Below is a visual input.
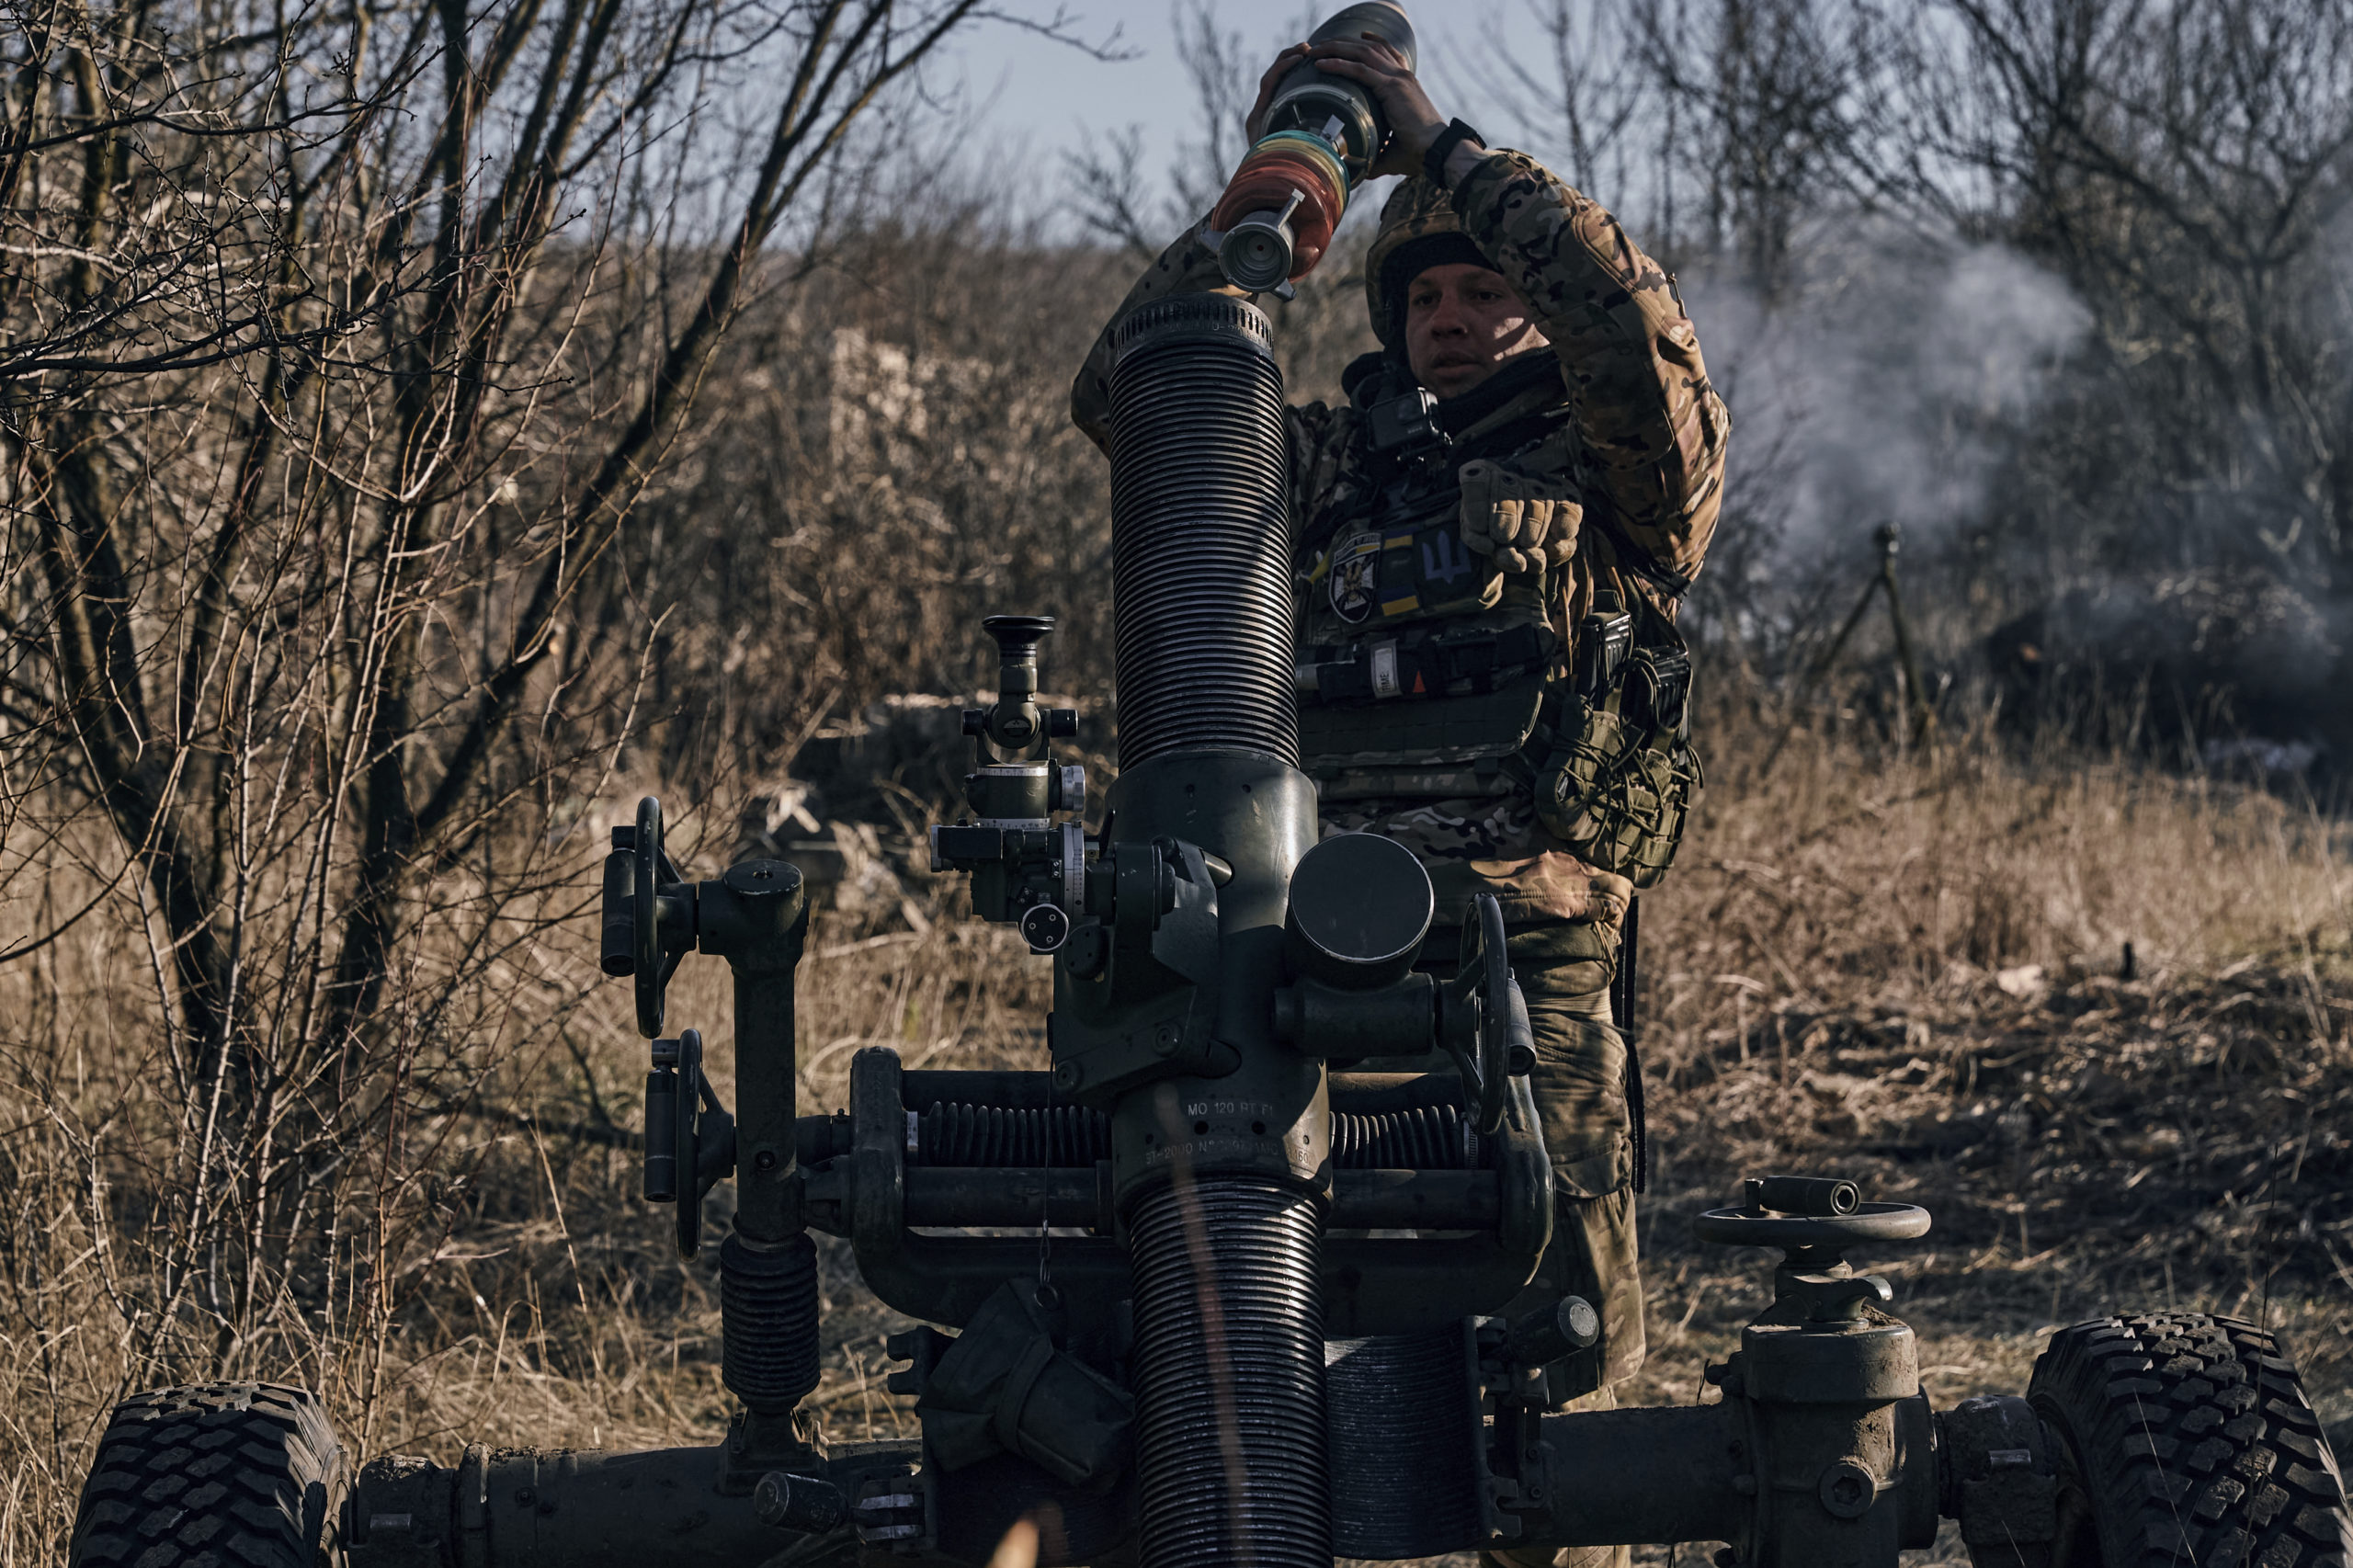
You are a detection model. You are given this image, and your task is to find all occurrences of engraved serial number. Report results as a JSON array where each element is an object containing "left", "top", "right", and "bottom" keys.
[{"left": 1143, "top": 1136, "right": 1267, "bottom": 1168}]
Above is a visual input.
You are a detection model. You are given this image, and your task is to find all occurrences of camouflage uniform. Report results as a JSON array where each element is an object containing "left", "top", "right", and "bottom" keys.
[{"left": 1074, "top": 150, "right": 1728, "bottom": 1568}]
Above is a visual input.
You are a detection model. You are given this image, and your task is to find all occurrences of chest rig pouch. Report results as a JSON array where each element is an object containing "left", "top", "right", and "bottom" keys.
[
  {"left": 1295, "top": 389, "right": 1562, "bottom": 801},
  {"left": 1533, "top": 588, "right": 1703, "bottom": 888}
]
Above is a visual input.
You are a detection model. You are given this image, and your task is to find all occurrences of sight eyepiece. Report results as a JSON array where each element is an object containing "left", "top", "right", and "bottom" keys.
[{"left": 982, "top": 613, "right": 1053, "bottom": 699}]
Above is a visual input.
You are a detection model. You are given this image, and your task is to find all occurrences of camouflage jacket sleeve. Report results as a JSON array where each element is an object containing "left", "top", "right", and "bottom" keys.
[
  {"left": 1070, "top": 222, "right": 1232, "bottom": 452},
  {"left": 1069, "top": 222, "right": 1348, "bottom": 541},
  {"left": 1450, "top": 151, "right": 1729, "bottom": 591}
]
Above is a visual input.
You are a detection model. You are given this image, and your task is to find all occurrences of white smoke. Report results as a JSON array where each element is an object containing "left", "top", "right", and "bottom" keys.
[{"left": 1681, "top": 230, "right": 2092, "bottom": 559}]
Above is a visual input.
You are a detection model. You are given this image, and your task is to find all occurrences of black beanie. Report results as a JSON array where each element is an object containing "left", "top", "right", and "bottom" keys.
[{"left": 1379, "top": 232, "right": 1497, "bottom": 345}]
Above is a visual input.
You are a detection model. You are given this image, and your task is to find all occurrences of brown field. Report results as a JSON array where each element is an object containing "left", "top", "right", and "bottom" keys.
[{"left": 5, "top": 700, "right": 2347, "bottom": 1564}]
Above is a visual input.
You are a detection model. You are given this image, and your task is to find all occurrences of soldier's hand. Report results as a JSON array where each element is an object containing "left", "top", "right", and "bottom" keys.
[
  {"left": 1305, "top": 37, "right": 1446, "bottom": 177},
  {"left": 1244, "top": 37, "right": 1446, "bottom": 178},
  {"left": 1245, "top": 44, "right": 1313, "bottom": 143},
  {"left": 1459, "top": 460, "right": 1581, "bottom": 577}
]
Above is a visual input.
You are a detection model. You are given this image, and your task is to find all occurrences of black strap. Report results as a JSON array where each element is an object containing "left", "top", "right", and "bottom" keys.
[
  {"left": 1612, "top": 896, "right": 1647, "bottom": 1195},
  {"left": 1625, "top": 1032, "right": 1648, "bottom": 1197},
  {"left": 1424, "top": 118, "right": 1486, "bottom": 186},
  {"left": 1303, "top": 623, "right": 1550, "bottom": 706},
  {"left": 1585, "top": 497, "right": 1696, "bottom": 599}
]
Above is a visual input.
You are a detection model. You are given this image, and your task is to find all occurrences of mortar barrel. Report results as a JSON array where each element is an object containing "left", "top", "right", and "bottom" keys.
[
  {"left": 1104, "top": 294, "right": 1329, "bottom": 1566},
  {"left": 1106, "top": 294, "right": 1297, "bottom": 768},
  {"left": 1127, "top": 1176, "right": 1330, "bottom": 1567}
]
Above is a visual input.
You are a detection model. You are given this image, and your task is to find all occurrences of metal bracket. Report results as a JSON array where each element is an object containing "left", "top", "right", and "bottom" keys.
[{"left": 1939, "top": 1394, "right": 2061, "bottom": 1567}]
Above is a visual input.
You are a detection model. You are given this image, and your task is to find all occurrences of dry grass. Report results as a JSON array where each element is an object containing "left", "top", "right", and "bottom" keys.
[{"left": 5, "top": 711, "right": 2349, "bottom": 1562}]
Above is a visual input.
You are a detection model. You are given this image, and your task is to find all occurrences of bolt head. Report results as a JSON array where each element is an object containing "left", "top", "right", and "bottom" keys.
[
  {"left": 1815, "top": 1458, "right": 1878, "bottom": 1519},
  {"left": 723, "top": 858, "right": 801, "bottom": 899},
  {"left": 1563, "top": 1296, "right": 1600, "bottom": 1344}
]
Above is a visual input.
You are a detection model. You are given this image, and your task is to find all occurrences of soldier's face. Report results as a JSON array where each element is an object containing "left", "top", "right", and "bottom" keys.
[{"left": 1404, "top": 264, "right": 1551, "bottom": 400}]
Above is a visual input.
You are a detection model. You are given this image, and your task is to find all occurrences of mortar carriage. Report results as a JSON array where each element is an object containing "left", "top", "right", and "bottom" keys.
[{"left": 67, "top": 295, "right": 2349, "bottom": 1568}]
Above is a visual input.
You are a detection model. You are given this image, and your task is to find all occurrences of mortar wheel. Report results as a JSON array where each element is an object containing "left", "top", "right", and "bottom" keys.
[
  {"left": 2027, "top": 1312, "right": 2352, "bottom": 1567},
  {"left": 69, "top": 1382, "right": 343, "bottom": 1567}
]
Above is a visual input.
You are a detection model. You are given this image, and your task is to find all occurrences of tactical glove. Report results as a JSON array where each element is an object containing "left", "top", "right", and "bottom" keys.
[{"left": 1458, "top": 460, "right": 1582, "bottom": 577}]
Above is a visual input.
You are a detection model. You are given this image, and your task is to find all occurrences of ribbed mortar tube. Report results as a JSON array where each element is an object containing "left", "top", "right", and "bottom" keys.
[
  {"left": 1107, "top": 295, "right": 1297, "bottom": 768},
  {"left": 720, "top": 1232, "right": 821, "bottom": 1413},
  {"left": 1325, "top": 1328, "right": 1480, "bottom": 1556},
  {"left": 1127, "top": 1176, "right": 1328, "bottom": 1567}
]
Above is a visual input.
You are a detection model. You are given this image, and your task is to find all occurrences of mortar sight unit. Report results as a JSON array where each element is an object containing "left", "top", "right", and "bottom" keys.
[{"left": 70, "top": 308, "right": 2352, "bottom": 1568}]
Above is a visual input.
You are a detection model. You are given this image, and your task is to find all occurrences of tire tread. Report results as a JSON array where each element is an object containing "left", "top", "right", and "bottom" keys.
[
  {"left": 68, "top": 1383, "right": 341, "bottom": 1568},
  {"left": 2029, "top": 1312, "right": 2352, "bottom": 1568}
]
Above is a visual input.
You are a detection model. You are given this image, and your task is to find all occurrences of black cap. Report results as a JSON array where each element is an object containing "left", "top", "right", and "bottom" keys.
[{"left": 1378, "top": 232, "right": 1497, "bottom": 347}]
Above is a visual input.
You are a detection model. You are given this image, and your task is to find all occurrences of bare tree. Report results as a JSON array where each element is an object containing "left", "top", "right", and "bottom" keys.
[
  {"left": 0, "top": 0, "right": 1002, "bottom": 1388},
  {"left": 1627, "top": 0, "right": 1879, "bottom": 300},
  {"left": 1063, "top": 0, "right": 1253, "bottom": 255},
  {"left": 1875, "top": 0, "right": 2353, "bottom": 576},
  {"left": 1468, "top": 0, "right": 1654, "bottom": 199}
]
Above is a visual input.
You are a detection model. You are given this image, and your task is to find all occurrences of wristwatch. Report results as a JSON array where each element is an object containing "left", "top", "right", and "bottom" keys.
[{"left": 1424, "top": 118, "right": 1485, "bottom": 186}]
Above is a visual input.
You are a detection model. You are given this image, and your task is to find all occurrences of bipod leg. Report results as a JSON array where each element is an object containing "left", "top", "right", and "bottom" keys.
[
  {"left": 1874, "top": 522, "right": 1937, "bottom": 753},
  {"left": 1759, "top": 560, "right": 1884, "bottom": 779}
]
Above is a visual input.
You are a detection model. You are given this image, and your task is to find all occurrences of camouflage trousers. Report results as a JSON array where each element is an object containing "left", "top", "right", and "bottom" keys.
[{"left": 1436, "top": 920, "right": 1644, "bottom": 1568}]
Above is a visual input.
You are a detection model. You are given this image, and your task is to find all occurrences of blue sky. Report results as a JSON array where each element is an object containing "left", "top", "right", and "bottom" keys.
[{"left": 929, "top": 1, "right": 1545, "bottom": 222}]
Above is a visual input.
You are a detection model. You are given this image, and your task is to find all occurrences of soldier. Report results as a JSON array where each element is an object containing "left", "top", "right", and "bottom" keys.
[{"left": 1073, "top": 35, "right": 1728, "bottom": 1568}]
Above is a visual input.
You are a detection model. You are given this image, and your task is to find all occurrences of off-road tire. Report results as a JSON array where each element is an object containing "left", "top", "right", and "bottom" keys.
[
  {"left": 2028, "top": 1312, "right": 2351, "bottom": 1567},
  {"left": 69, "top": 1382, "right": 343, "bottom": 1568}
]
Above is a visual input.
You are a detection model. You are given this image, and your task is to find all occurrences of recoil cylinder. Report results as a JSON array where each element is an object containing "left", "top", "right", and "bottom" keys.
[
  {"left": 1325, "top": 1326, "right": 1480, "bottom": 1557},
  {"left": 720, "top": 1233, "right": 821, "bottom": 1414},
  {"left": 908, "top": 1102, "right": 1111, "bottom": 1167},
  {"left": 1329, "top": 1105, "right": 1481, "bottom": 1170}
]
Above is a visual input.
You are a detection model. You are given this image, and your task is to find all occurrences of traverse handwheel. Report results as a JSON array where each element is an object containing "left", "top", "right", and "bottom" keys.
[
  {"left": 1449, "top": 893, "right": 1516, "bottom": 1136},
  {"left": 1691, "top": 1203, "right": 1932, "bottom": 1252}
]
